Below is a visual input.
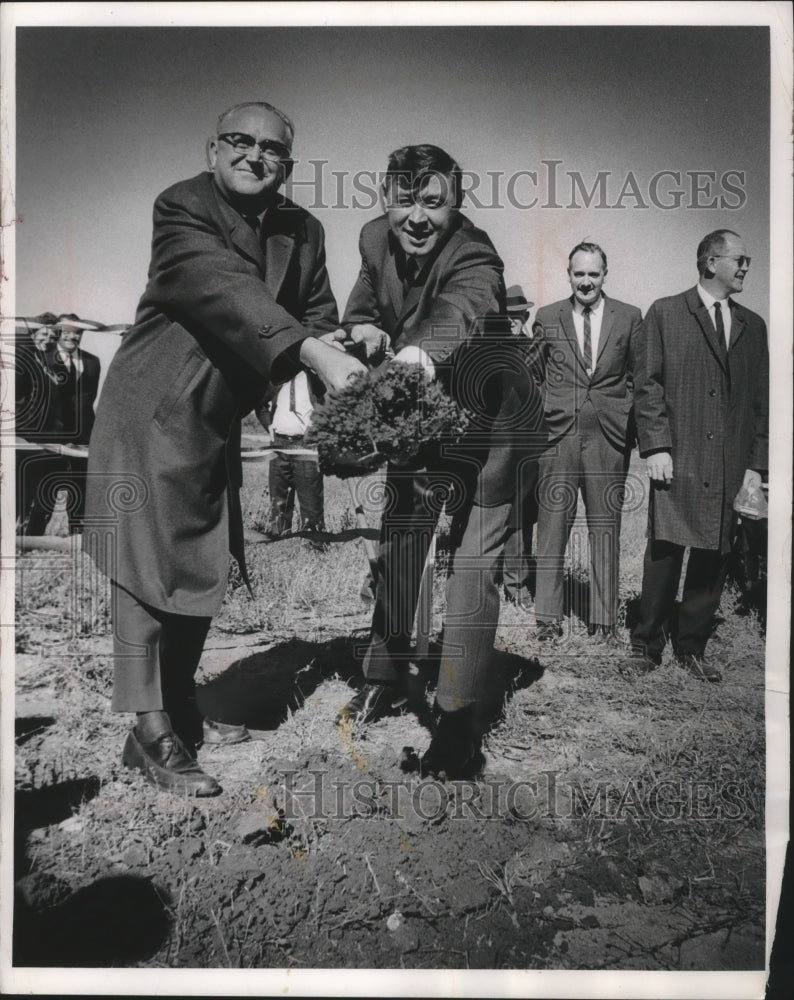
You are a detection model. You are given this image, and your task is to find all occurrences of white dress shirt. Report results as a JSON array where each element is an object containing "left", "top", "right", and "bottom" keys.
[
  {"left": 571, "top": 295, "right": 605, "bottom": 373},
  {"left": 697, "top": 284, "right": 732, "bottom": 348},
  {"left": 57, "top": 350, "right": 84, "bottom": 377}
]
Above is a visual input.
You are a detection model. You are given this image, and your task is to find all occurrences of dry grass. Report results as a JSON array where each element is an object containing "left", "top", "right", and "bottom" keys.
[{"left": 12, "top": 449, "right": 767, "bottom": 970}]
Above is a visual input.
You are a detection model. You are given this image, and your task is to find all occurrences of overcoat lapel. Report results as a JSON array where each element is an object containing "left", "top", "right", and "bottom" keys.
[
  {"left": 685, "top": 286, "right": 728, "bottom": 373},
  {"left": 728, "top": 301, "right": 746, "bottom": 351},
  {"left": 263, "top": 233, "right": 294, "bottom": 299}
]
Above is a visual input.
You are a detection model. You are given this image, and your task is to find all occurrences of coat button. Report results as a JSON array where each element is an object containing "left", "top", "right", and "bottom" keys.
[
  {"left": 709, "top": 389, "right": 716, "bottom": 397},
  {"left": 704, "top": 481, "right": 710, "bottom": 488},
  {"left": 706, "top": 432, "right": 714, "bottom": 439}
]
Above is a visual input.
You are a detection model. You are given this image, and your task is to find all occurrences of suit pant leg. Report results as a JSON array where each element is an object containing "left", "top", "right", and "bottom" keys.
[
  {"left": 674, "top": 547, "right": 730, "bottom": 658},
  {"left": 363, "top": 464, "right": 440, "bottom": 684},
  {"left": 64, "top": 455, "right": 88, "bottom": 534},
  {"left": 111, "top": 582, "right": 211, "bottom": 719},
  {"left": 535, "top": 438, "right": 581, "bottom": 624},
  {"left": 579, "top": 418, "right": 628, "bottom": 627},
  {"left": 18, "top": 451, "right": 64, "bottom": 536},
  {"left": 502, "top": 459, "right": 539, "bottom": 600},
  {"left": 631, "top": 540, "right": 685, "bottom": 662},
  {"left": 436, "top": 498, "right": 514, "bottom": 714},
  {"left": 268, "top": 451, "right": 295, "bottom": 535},
  {"left": 293, "top": 457, "right": 325, "bottom": 530}
]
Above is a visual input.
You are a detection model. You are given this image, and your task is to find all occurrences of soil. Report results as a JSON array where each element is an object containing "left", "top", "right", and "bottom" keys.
[{"left": 12, "top": 467, "right": 768, "bottom": 975}]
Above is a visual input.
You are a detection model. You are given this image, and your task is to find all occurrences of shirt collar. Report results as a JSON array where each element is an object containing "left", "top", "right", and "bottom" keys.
[
  {"left": 697, "top": 283, "right": 730, "bottom": 310},
  {"left": 571, "top": 294, "right": 605, "bottom": 317}
]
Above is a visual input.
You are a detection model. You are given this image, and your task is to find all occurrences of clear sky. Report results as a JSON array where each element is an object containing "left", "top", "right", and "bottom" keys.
[{"left": 13, "top": 22, "right": 770, "bottom": 342}]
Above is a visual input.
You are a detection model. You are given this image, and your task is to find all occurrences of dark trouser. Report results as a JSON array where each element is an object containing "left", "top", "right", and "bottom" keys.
[
  {"left": 17, "top": 449, "right": 88, "bottom": 535},
  {"left": 630, "top": 540, "right": 730, "bottom": 662},
  {"left": 268, "top": 439, "right": 324, "bottom": 534},
  {"left": 111, "top": 582, "right": 211, "bottom": 739},
  {"left": 363, "top": 460, "right": 513, "bottom": 714},
  {"left": 501, "top": 460, "right": 539, "bottom": 601},
  {"left": 535, "top": 404, "right": 629, "bottom": 627}
]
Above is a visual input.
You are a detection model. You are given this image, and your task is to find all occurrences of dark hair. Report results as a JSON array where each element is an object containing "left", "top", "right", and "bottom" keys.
[
  {"left": 696, "top": 229, "right": 741, "bottom": 275},
  {"left": 568, "top": 242, "right": 607, "bottom": 270},
  {"left": 383, "top": 144, "right": 463, "bottom": 208},
  {"left": 216, "top": 101, "right": 295, "bottom": 148}
]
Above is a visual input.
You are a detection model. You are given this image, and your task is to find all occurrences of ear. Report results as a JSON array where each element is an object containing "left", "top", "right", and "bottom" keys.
[
  {"left": 281, "top": 158, "right": 294, "bottom": 183},
  {"left": 206, "top": 137, "right": 218, "bottom": 170}
]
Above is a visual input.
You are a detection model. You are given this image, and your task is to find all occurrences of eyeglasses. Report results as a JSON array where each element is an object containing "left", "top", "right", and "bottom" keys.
[
  {"left": 218, "top": 133, "right": 292, "bottom": 163},
  {"left": 712, "top": 255, "right": 751, "bottom": 269}
]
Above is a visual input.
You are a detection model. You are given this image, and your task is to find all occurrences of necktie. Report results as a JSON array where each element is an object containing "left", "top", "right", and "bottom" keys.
[
  {"left": 582, "top": 306, "right": 592, "bottom": 374},
  {"left": 714, "top": 301, "right": 727, "bottom": 349},
  {"left": 403, "top": 256, "right": 418, "bottom": 292}
]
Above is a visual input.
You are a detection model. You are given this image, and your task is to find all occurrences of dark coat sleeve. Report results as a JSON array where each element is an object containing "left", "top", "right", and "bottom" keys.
[
  {"left": 748, "top": 318, "right": 769, "bottom": 472},
  {"left": 140, "top": 184, "right": 314, "bottom": 381},
  {"left": 634, "top": 301, "right": 673, "bottom": 457},
  {"left": 408, "top": 242, "right": 505, "bottom": 364}
]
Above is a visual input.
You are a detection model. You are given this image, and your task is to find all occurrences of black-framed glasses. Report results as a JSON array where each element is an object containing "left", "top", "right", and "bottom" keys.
[
  {"left": 218, "top": 133, "right": 292, "bottom": 163},
  {"left": 712, "top": 254, "right": 751, "bottom": 269}
]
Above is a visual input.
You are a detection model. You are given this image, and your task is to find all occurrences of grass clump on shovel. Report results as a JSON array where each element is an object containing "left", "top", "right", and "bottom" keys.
[{"left": 307, "top": 362, "right": 469, "bottom": 477}]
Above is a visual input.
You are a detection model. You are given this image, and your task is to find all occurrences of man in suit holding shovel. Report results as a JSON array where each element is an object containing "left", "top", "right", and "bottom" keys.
[
  {"left": 335, "top": 143, "right": 540, "bottom": 779},
  {"left": 86, "top": 101, "right": 365, "bottom": 795}
]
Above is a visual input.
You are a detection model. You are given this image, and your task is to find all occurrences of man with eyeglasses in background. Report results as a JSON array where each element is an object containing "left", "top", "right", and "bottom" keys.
[
  {"left": 624, "top": 229, "right": 768, "bottom": 681},
  {"left": 86, "top": 101, "right": 364, "bottom": 796}
]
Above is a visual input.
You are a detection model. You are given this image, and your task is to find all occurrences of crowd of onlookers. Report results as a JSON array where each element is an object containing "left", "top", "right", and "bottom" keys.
[{"left": 15, "top": 312, "right": 102, "bottom": 536}]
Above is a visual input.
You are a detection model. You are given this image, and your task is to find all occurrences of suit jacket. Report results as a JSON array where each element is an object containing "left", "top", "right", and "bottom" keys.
[
  {"left": 47, "top": 349, "right": 101, "bottom": 445},
  {"left": 86, "top": 172, "right": 338, "bottom": 615},
  {"left": 15, "top": 341, "right": 57, "bottom": 440},
  {"left": 343, "top": 215, "right": 544, "bottom": 505},
  {"left": 529, "top": 294, "right": 641, "bottom": 451},
  {"left": 634, "top": 286, "right": 769, "bottom": 553}
]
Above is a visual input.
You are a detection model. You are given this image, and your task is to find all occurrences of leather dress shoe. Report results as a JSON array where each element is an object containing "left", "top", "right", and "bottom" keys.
[
  {"left": 202, "top": 718, "right": 252, "bottom": 746},
  {"left": 676, "top": 653, "right": 722, "bottom": 683},
  {"left": 416, "top": 707, "right": 485, "bottom": 781},
  {"left": 336, "top": 682, "right": 408, "bottom": 726},
  {"left": 122, "top": 728, "right": 221, "bottom": 796},
  {"left": 618, "top": 647, "right": 660, "bottom": 674}
]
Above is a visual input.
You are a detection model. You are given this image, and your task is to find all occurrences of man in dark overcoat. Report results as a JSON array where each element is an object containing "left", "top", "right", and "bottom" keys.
[
  {"left": 86, "top": 102, "right": 364, "bottom": 795},
  {"left": 626, "top": 229, "right": 768, "bottom": 680},
  {"left": 335, "top": 144, "right": 542, "bottom": 779}
]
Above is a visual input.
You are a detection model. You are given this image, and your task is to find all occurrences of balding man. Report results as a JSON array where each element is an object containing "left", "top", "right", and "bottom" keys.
[
  {"left": 86, "top": 102, "right": 364, "bottom": 795},
  {"left": 626, "top": 229, "right": 768, "bottom": 680}
]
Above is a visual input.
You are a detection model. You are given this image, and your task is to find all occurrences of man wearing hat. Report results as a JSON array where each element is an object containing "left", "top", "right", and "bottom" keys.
[
  {"left": 529, "top": 242, "right": 641, "bottom": 643},
  {"left": 501, "top": 286, "right": 539, "bottom": 608}
]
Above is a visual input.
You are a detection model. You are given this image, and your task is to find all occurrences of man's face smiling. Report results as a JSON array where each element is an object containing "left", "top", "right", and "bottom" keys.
[
  {"left": 568, "top": 251, "right": 607, "bottom": 308},
  {"left": 708, "top": 236, "right": 750, "bottom": 297},
  {"left": 32, "top": 327, "right": 57, "bottom": 352},
  {"left": 385, "top": 173, "right": 457, "bottom": 258},
  {"left": 57, "top": 328, "right": 82, "bottom": 354},
  {"left": 208, "top": 107, "right": 291, "bottom": 208}
]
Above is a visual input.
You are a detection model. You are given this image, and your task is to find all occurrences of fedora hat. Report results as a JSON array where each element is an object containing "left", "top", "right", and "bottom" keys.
[{"left": 505, "top": 285, "right": 533, "bottom": 314}]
